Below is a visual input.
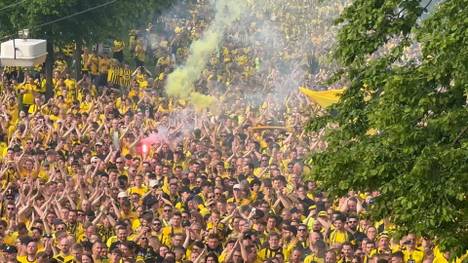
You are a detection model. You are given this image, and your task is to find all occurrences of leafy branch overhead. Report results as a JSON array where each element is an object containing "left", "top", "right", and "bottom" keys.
[
  {"left": 0, "top": 0, "right": 173, "bottom": 45},
  {"left": 307, "top": 0, "right": 467, "bottom": 256}
]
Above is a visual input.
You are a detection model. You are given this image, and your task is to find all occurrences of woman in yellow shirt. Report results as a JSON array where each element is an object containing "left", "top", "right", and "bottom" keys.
[
  {"left": 17, "top": 75, "right": 39, "bottom": 110},
  {"left": 79, "top": 95, "right": 93, "bottom": 113}
]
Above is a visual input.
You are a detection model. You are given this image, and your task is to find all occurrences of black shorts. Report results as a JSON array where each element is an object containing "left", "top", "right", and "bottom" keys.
[{"left": 97, "top": 73, "right": 108, "bottom": 87}]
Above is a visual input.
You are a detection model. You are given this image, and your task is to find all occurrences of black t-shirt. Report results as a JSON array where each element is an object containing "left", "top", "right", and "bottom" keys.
[
  {"left": 206, "top": 245, "right": 223, "bottom": 256},
  {"left": 137, "top": 247, "right": 159, "bottom": 262},
  {"left": 351, "top": 230, "right": 367, "bottom": 246},
  {"left": 299, "top": 196, "right": 314, "bottom": 211}
]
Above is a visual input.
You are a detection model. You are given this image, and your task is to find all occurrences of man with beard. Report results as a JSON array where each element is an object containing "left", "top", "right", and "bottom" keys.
[
  {"left": 345, "top": 215, "right": 366, "bottom": 246},
  {"left": 258, "top": 232, "right": 283, "bottom": 261},
  {"left": 206, "top": 233, "right": 223, "bottom": 256}
]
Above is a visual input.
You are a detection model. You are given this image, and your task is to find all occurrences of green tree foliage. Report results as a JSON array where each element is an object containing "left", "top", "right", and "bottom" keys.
[
  {"left": 0, "top": 0, "right": 173, "bottom": 96},
  {"left": 1, "top": 0, "right": 172, "bottom": 45},
  {"left": 307, "top": 0, "right": 467, "bottom": 256}
]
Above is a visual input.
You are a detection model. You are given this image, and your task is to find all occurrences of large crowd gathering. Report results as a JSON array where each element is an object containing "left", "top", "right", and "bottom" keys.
[{"left": 0, "top": 0, "right": 464, "bottom": 263}]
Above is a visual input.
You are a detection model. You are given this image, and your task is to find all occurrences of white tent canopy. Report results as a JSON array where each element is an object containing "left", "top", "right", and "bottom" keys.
[{"left": 0, "top": 39, "right": 47, "bottom": 67}]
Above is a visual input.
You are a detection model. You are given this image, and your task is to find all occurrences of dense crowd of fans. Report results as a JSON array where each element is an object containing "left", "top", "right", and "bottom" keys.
[{"left": 0, "top": 0, "right": 464, "bottom": 263}]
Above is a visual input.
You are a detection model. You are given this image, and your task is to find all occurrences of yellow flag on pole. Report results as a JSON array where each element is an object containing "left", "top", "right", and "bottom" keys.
[{"left": 299, "top": 87, "right": 345, "bottom": 108}]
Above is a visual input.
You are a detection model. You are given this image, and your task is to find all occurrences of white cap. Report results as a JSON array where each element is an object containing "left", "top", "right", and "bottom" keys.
[
  {"left": 149, "top": 179, "right": 158, "bottom": 188},
  {"left": 117, "top": 192, "right": 128, "bottom": 198},
  {"left": 233, "top": 184, "right": 241, "bottom": 190}
]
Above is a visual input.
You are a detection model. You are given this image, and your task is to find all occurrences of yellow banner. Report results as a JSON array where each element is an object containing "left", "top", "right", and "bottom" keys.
[
  {"left": 107, "top": 67, "right": 132, "bottom": 87},
  {"left": 299, "top": 87, "right": 345, "bottom": 108}
]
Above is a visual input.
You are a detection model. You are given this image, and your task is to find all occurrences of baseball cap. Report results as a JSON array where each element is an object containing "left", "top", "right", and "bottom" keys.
[
  {"left": 318, "top": 211, "right": 328, "bottom": 217},
  {"left": 233, "top": 184, "right": 241, "bottom": 190},
  {"left": 378, "top": 232, "right": 390, "bottom": 240},
  {"left": 117, "top": 192, "right": 128, "bottom": 198},
  {"left": 3, "top": 245, "right": 17, "bottom": 254},
  {"left": 148, "top": 179, "right": 159, "bottom": 188}
]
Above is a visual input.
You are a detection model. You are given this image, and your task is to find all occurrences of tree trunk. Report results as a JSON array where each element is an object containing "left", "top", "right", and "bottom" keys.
[
  {"left": 74, "top": 41, "right": 82, "bottom": 81},
  {"left": 45, "top": 39, "right": 54, "bottom": 100},
  {"left": 73, "top": 40, "right": 82, "bottom": 100}
]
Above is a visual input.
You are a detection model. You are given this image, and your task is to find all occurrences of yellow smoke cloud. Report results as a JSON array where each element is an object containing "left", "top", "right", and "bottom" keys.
[
  {"left": 165, "top": 0, "right": 247, "bottom": 110},
  {"left": 189, "top": 92, "right": 216, "bottom": 111}
]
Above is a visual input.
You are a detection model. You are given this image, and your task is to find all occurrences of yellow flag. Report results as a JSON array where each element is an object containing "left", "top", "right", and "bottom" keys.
[
  {"left": 107, "top": 67, "right": 115, "bottom": 83},
  {"left": 299, "top": 87, "right": 345, "bottom": 108}
]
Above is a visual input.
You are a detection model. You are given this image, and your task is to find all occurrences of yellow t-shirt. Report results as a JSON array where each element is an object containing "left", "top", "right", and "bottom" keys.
[
  {"left": 160, "top": 226, "right": 183, "bottom": 247},
  {"left": 28, "top": 104, "right": 41, "bottom": 115},
  {"left": 1, "top": 233, "right": 16, "bottom": 246},
  {"left": 128, "top": 186, "right": 148, "bottom": 196},
  {"left": 17, "top": 255, "right": 38, "bottom": 263},
  {"left": 19, "top": 83, "right": 37, "bottom": 105},
  {"left": 37, "top": 168, "right": 49, "bottom": 182},
  {"left": 64, "top": 79, "right": 76, "bottom": 90},
  {"left": 327, "top": 229, "right": 349, "bottom": 245},
  {"left": 0, "top": 142, "right": 8, "bottom": 160},
  {"left": 80, "top": 101, "right": 93, "bottom": 113},
  {"left": 304, "top": 254, "right": 324, "bottom": 263},
  {"left": 38, "top": 79, "right": 47, "bottom": 93},
  {"left": 403, "top": 249, "right": 424, "bottom": 263},
  {"left": 433, "top": 255, "right": 449, "bottom": 263},
  {"left": 257, "top": 247, "right": 282, "bottom": 261},
  {"left": 52, "top": 254, "right": 75, "bottom": 263}
]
